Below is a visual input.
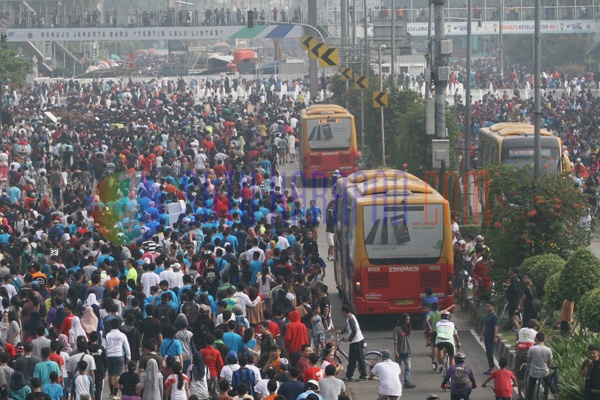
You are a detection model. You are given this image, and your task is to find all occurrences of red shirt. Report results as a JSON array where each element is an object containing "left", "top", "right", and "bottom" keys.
[
  {"left": 303, "top": 366, "right": 323, "bottom": 382},
  {"left": 488, "top": 368, "right": 516, "bottom": 397},
  {"left": 201, "top": 345, "right": 224, "bottom": 378},
  {"left": 61, "top": 313, "right": 75, "bottom": 336}
]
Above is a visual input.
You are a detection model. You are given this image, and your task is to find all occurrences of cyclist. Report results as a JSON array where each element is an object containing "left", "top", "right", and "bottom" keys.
[
  {"left": 441, "top": 352, "right": 476, "bottom": 400},
  {"left": 435, "top": 311, "right": 461, "bottom": 371},
  {"left": 526, "top": 332, "right": 559, "bottom": 400}
]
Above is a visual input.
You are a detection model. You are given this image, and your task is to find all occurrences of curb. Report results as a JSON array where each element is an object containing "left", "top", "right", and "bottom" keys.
[{"left": 465, "top": 300, "right": 516, "bottom": 369}]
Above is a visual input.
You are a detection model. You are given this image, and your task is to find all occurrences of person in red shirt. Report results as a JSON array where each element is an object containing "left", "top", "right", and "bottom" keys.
[
  {"left": 284, "top": 310, "right": 308, "bottom": 356},
  {"left": 213, "top": 160, "right": 227, "bottom": 177},
  {"left": 482, "top": 357, "right": 517, "bottom": 399},
  {"left": 295, "top": 345, "right": 313, "bottom": 375},
  {"left": 200, "top": 334, "right": 224, "bottom": 379},
  {"left": 302, "top": 353, "right": 323, "bottom": 382},
  {"left": 60, "top": 303, "right": 75, "bottom": 336}
]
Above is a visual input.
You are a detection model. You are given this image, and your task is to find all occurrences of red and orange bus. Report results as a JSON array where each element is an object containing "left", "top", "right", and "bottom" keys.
[
  {"left": 299, "top": 104, "right": 359, "bottom": 182},
  {"left": 333, "top": 169, "right": 455, "bottom": 315}
]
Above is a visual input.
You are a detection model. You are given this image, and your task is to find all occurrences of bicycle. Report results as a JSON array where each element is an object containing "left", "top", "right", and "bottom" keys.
[
  {"left": 329, "top": 332, "right": 384, "bottom": 372},
  {"left": 524, "top": 364, "right": 559, "bottom": 400}
]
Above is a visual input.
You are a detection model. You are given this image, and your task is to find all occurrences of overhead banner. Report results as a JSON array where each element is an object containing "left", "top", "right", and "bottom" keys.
[
  {"left": 407, "top": 19, "right": 596, "bottom": 36},
  {"left": 6, "top": 24, "right": 303, "bottom": 42}
]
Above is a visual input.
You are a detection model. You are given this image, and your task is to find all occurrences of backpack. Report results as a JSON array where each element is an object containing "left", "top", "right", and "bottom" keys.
[
  {"left": 454, "top": 365, "right": 471, "bottom": 388},
  {"left": 231, "top": 367, "right": 255, "bottom": 397}
]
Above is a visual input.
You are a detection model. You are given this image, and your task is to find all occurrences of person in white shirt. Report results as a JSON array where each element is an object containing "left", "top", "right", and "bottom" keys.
[
  {"left": 249, "top": 239, "right": 265, "bottom": 263},
  {"left": 2, "top": 276, "right": 17, "bottom": 300},
  {"left": 140, "top": 264, "right": 161, "bottom": 297},
  {"left": 233, "top": 285, "right": 260, "bottom": 318},
  {"left": 170, "top": 264, "right": 185, "bottom": 289},
  {"left": 369, "top": 350, "right": 402, "bottom": 400},
  {"left": 194, "top": 150, "right": 207, "bottom": 173},
  {"left": 103, "top": 318, "right": 131, "bottom": 398},
  {"left": 219, "top": 352, "right": 240, "bottom": 384}
]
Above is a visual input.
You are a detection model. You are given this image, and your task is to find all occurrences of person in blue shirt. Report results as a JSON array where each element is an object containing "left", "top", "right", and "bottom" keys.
[
  {"left": 223, "top": 320, "right": 244, "bottom": 354},
  {"left": 307, "top": 200, "right": 322, "bottom": 240},
  {"left": 160, "top": 329, "right": 184, "bottom": 365},
  {"left": 421, "top": 287, "right": 439, "bottom": 310},
  {"left": 42, "top": 371, "right": 63, "bottom": 400},
  {"left": 249, "top": 252, "right": 263, "bottom": 284}
]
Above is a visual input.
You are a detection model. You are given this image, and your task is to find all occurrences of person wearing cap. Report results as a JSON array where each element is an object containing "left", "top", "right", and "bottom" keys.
[
  {"left": 220, "top": 350, "right": 240, "bottom": 384},
  {"left": 296, "top": 380, "right": 323, "bottom": 400},
  {"left": 369, "top": 350, "right": 403, "bottom": 400},
  {"left": 514, "top": 319, "right": 539, "bottom": 399}
]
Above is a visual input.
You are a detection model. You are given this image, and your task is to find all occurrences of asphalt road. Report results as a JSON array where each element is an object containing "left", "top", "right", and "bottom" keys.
[{"left": 277, "top": 160, "right": 500, "bottom": 400}]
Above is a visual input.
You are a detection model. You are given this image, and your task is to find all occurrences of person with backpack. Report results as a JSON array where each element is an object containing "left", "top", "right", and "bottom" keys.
[{"left": 441, "top": 352, "right": 477, "bottom": 400}]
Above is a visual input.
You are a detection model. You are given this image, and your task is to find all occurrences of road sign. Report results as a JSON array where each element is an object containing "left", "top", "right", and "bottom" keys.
[
  {"left": 354, "top": 75, "right": 368, "bottom": 90},
  {"left": 373, "top": 91, "right": 388, "bottom": 108},
  {"left": 319, "top": 47, "right": 339, "bottom": 67},
  {"left": 301, "top": 35, "right": 315, "bottom": 51},
  {"left": 341, "top": 67, "right": 353, "bottom": 81},
  {"left": 310, "top": 42, "right": 326, "bottom": 60}
]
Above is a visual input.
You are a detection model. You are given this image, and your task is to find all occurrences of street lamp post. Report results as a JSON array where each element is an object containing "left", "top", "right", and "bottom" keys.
[{"left": 379, "top": 44, "right": 386, "bottom": 167}]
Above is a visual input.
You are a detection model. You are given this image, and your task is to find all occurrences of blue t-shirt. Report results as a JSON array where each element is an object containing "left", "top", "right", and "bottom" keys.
[
  {"left": 160, "top": 338, "right": 183, "bottom": 357},
  {"left": 483, "top": 312, "right": 499, "bottom": 341},
  {"left": 42, "top": 383, "right": 64, "bottom": 400}
]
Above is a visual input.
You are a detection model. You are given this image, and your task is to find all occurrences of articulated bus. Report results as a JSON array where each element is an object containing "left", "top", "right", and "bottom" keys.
[
  {"left": 478, "top": 122, "right": 572, "bottom": 173},
  {"left": 299, "top": 104, "right": 359, "bottom": 182},
  {"left": 333, "top": 169, "right": 454, "bottom": 316}
]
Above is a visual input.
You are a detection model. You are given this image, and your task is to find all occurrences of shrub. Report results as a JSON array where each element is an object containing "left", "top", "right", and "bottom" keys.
[
  {"left": 559, "top": 247, "right": 600, "bottom": 304},
  {"left": 579, "top": 287, "right": 600, "bottom": 333},
  {"left": 519, "top": 254, "right": 565, "bottom": 297},
  {"left": 544, "top": 271, "right": 564, "bottom": 311},
  {"left": 486, "top": 165, "right": 591, "bottom": 273},
  {"left": 548, "top": 330, "right": 596, "bottom": 400}
]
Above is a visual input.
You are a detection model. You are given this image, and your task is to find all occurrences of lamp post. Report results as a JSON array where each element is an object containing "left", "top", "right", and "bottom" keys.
[{"left": 379, "top": 44, "right": 386, "bottom": 167}]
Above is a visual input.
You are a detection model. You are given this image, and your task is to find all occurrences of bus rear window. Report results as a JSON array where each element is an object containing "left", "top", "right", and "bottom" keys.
[
  {"left": 306, "top": 118, "right": 352, "bottom": 150},
  {"left": 362, "top": 204, "right": 445, "bottom": 262}
]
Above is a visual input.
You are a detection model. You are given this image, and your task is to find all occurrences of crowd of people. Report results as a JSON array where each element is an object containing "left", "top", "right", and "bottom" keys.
[{"left": 0, "top": 73, "right": 372, "bottom": 400}]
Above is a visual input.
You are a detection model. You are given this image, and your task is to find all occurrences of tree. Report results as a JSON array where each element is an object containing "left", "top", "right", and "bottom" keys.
[
  {"left": 328, "top": 73, "right": 462, "bottom": 174},
  {"left": 485, "top": 164, "right": 592, "bottom": 275},
  {"left": 518, "top": 254, "right": 565, "bottom": 297},
  {"left": 579, "top": 288, "right": 600, "bottom": 333},
  {"left": 559, "top": 247, "right": 600, "bottom": 305},
  {"left": 0, "top": 35, "right": 32, "bottom": 86},
  {"left": 503, "top": 34, "right": 591, "bottom": 71},
  {"left": 544, "top": 271, "right": 563, "bottom": 311}
]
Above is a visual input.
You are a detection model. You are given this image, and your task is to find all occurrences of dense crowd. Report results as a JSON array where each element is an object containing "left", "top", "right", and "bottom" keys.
[{"left": 0, "top": 75, "right": 368, "bottom": 400}]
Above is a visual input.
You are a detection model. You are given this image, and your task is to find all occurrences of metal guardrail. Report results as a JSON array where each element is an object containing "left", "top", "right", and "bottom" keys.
[{"left": 0, "top": 3, "right": 597, "bottom": 30}]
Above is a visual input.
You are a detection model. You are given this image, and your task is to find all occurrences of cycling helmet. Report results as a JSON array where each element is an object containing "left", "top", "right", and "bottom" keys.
[
  {"left": 475, "top": 235, "right": 484, "bottom": 242},
  {"left": 381, "top": 350, "right": 392, "bottom": 360},
  {"left": 426, "top": 395, "right": 440, "bottom": 400},
  {"left": 441, "top": 311, "right": 451, "bottom": 319},
  {"left": 454, "top": 352, "right": 466, "bottom": 363}
]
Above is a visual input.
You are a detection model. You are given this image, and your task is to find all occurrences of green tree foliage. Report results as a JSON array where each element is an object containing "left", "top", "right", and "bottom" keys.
[
  {"left": 485, "top": 164, "right": 591, "bottom": 272},
  {"left": 518, "top": 254, "right": 565, "bottom": 297},
  {"left": 503, "top": 34, "right": 591, "bottom": 71},
  {"left": 504, "top": 35, "right": 593, "bottom": 71},
  {"left": 544, "top": 271, "right": 563, "bottom": 311},
  {"left": 0, "top": 35, "right": 32, "bottom": 86},
  {"left": 559, "top": 247, "right": 600, "bottom": 305},
  {"left": 328, "top": 73, "right": 461, "bottom": 175},
  {"left": 580, "top": 288, "right": 600, "bottom": 333}
]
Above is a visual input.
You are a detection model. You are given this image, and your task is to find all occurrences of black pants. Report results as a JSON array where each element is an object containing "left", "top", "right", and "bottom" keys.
[
  {"left": 526, "top": 375, "right": 557, "bottom": 400},
  {"left": 346, "top": 340, "right": 366, "bottom": 379},
  {"left": 95, "top": 377, "right": 104, "bottom": 400}
]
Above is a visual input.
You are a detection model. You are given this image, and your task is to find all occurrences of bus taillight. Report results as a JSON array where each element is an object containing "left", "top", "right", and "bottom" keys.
[{"left": 447, "top": 273, "right": 454, "bottom": 295}]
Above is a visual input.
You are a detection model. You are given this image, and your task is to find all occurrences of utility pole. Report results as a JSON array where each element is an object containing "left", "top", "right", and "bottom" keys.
[
  {"left": 499, "top": 0, "right": 504, "bottom": 85},
  {"left": 464, "top": 0, "right": 471, "bottom": 171},
  {"left": 379, "top": 44, "right": 386, "bottom": 167},
  {"left": 433, "top": 0, "right": 447, "bottom": 139},
  {"left": 534, "top": 0, "right": 541, "bottom": 178},
  {"left": 361, "top": 0, "right": 367, "bottom": 149},
  {"left": 341, "top": 0, "right": 348, "bottom": 63},
  {"left": 308, "top": 0, "right": 318, "bottom": 98},
  {"left": 390, "top": 0, "right": 395, "bottom": 86}
]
